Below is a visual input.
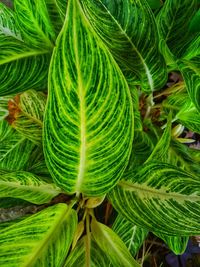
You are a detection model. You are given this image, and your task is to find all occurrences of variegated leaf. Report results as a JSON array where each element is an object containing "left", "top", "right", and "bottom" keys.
[
  {"left": 178, "top": 59, "right": 200, "bottom": 113},
  {"left": 80, "top": 0, "right": 167, "bottom": 92},
  {"left": 0, "top": 171, "right": 61, "bottom": 204},
  {"left": 44, "top": 0, "right": 134, "bottom": 196},
  {"left": 64, "top": 236, "right": 110, "bottom": 267},
  {"left": 156, "top": 0, "right": 198, "bottom": 58},
  {"left": 7, "top": 90, "right": 46, "bottom": 145},
  {"left": 112, "top": 215, "right": 148, "bottom": 257},
  {"left": 0, "top": 2, "right": 50, "bottom": 96},
  {"left": 0, "top": 120, "right": 36, "bottom": 171},
  {"left": 91, "top": 219, "right": 140, "bottom": 267},
  {"left": 154, "top": 232, "right": 189, "bottom": 255},
  {"left": 0, "top": 204, "right": 77, "bottom": 267},
  {"left": 14, "top": 0, "right": 55, "bottom": 48},
  {"left": 109, "top": 162, "right": 200, "bottom": 235}
]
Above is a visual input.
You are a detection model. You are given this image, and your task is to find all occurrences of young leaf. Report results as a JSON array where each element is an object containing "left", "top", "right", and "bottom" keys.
[
  {"left": 112, "top": 215, "right": 148, "bottom": 257},
  {"left": 0, "top": 120, "right": 36, "bottom": 171},
  {"left": 156, "top": 0, "right": 198, "bottom": 58},
  {"left": 64, "top": 236, "right": 110, "bottom": 267},
  {"left": 14, "top": 0, "right": 55, "bottom": 48},
  {"left": 7, "top": 90, "right": 46, "bottom": 145},
  {"left": 80, "top": 0, "right": 167, "bottom": 92},
  {"left": 91, "top": 219, "right": 140, "bottom": 267},
  {"left": 0, "top": 3, "right": 50, "bottom": 96},
  {"left": 109, "top": 161, "right": 200, "bottom": 235},
  {"left": 44, "top": 0, "right": 134, "bottom": 196},
  {"left": 0, "top": 204, "right": 77, "bottom": 266},
  {"left": 154, "top": 232, "right": 189, "bottom": 255},
  {"left": 0, "top": 171, "right": 61, "bottom": 204}
]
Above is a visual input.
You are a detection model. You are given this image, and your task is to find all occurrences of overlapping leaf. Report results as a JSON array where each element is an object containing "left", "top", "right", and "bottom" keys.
[
  {"left": 178, "top": 59, "right": 200, "bottom": 113},
  {"left": 0, "top": 120, "right": 36, "bottom": 171},
  {"left": 91, "top": 219, "right": 140, "bottom": 267},
  {"left": 154, "top": 232, "right": 189, "bottom": 255},
  {"left": 80, "top": 0, "right": 167, "bottom": 92},
  {"left": 45, "top": 0, "right": 67, "bottom": 35},
  {"left": 64, "top": 236, "right": 110, "bottom": 267},
  {"left": 112, "top": 215, "right": 148, "bottom": 257},
  {"left": 109, "top": 161, "right": 200, "bottom": 235},
  {"left": 0, "top": 171, "right": 61, "bottom": 204},
  {"left": 156, "top": 0, "right": 198, "bottom": 58},
  {"left": 0, "top": 204, "right": 77, "bottom": 267},
  {"left": 44, "top": 0, "right": 134, "bottom": 196},
  {"left": 0, "top": 2, "right": 50, "bottom": 96},
  {"left": 7, "top": 90, "right": 46, "bottom": 145}
]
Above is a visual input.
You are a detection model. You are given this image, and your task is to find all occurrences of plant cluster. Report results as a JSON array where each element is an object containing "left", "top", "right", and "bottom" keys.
[{"left": 0, "top": 0, "right": 200, "bottom": 266}]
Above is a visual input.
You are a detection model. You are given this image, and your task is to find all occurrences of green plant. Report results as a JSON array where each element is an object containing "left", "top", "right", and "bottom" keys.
[{"left": 0, "top": 0, "right": 200, "bottom": 266}]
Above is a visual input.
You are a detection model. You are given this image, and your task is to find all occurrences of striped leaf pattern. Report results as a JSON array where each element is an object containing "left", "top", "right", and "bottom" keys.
[
  {"left": 112, "top": 215, "right": 148, "bottom": 257},
  {"left": 0, "top": 204, "right": 77, "bottom": 267},
  {"left": 9, "top": 90, "right": 46, "bottom": 145},
  {"left": 14, "top": 0, "right": 55, "bottom": 49},
  {"left": 109, "top": 162, "right": 200, "bottom": 235},
  {"left": 80, "top": 0, "right": 167, "bottom": 92},
  {"left": 0, "top": 2, "right": 50, "bottom": 96},
  {"left": 44, "top": 0, "right": 134, "bottom": 196},
  {"left": 91, "top": 219, "right": 140, "bottom": 267},
  {"left": 156, "top": 0, "right": 198, "bottom": 58},
  {"left": 45, "top": 0, "right": 67, "bottom": 35},
  {"left": 178, "top": 59, "right": 200, "bottom": 113},
  {"left": 154, "top": 232, "right": 189, "bottom": 255},
  {"left": 0, "top": 171, "right": 61, "bottom": 204},
  {"left": 0, "top": 95, "right": 12, "bottom": 121},
  {"left": 64, "top": 236, "right": 110, "bottom": 267},
  {"left": 0, "top": 120, "right": 36, "bottom": 171}
]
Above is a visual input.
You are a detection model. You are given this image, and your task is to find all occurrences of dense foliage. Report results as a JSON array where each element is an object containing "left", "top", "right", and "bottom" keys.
[{"left": 0, "top": 0, "right": 200, "bottom": 266}]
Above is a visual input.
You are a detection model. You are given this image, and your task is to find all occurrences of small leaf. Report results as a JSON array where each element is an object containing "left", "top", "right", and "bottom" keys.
[
  {"left": 154, "top": 232, "right": 189, "bottom": 255},
  {"left": 91, "top": 219, "right": 140, "bottom": 267},
  {"left": 0, "top": 204, "right": 77, "bottom": 266},
  {"left": 112, "top": 215, "right": 148, "bottom": 257},
  {"left": 0, "top": 171, "right": 61, "bottom": 204},
  {"left": 109, "top": 161, "right": 200, "bottom": 235},
  {"left": 85, "top": 196, "right": 105, "bottom": 208}
]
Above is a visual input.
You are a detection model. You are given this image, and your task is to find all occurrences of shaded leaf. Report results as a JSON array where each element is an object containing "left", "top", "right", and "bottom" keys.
[
  {"left": 112, "top": 214, "right": 148, "bottom": 257},
  {"left": 154, "top": 232, "right": 189, "bottom": 255},
  {"left": 0, "top": 204, "right": 77, "bottom": 267},
  {"left": 189, "top": 9, "right": 200, "bottom": 33},
  {"left": 80, "top": 0, "right": 167, "bottom": 92},
  {"left": 44, "top": 0, "right": 134, "bottom": 196}
]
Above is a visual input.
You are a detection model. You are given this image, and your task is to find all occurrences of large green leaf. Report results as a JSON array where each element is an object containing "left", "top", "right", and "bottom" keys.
[
  {"left": 0, "top": 171, "right": 61, "bottom": 204},
  {"left": 91, "top": 219, "right": 140, "bottom": 267},
  {"left": 0, "top": 95, "right": 12, "bottom": 120},
  {"left": 0, "top": 2, "right": 50, "bottom": 96},
  {"left": 64, "top": 236, "right": 110, "bottom": 267},
  {"left": 8, "top": 90, "right": 46, "bottom": 145},
  {"left": 156, "top": 0, "right": 198, "bottom": 58},
  {"left": 0, "top": 120, "right": 36, "bottom": 171},
  {"left": 112, "top": 215, "right": 148, "bottom": 257},
  {"left": 14, "top": 0, "right": 55, "bottom": 48},
  {"left": 0, "top": 203, "right": 77, "bottom": 267},
  {"left": 109, "top": 161, "right": 200, "bottom": 235},
  {"left": 80, "top": 0, "right": 167, "bottom": 92},
  {"left": 154, "top": 232, "right": 189, "bottom": 255},
  {"left": 44, "top": 0, "right": 134, "bottom": 196},
  {"left": 189, "top": 9, "right": 200, "bottom": 33}
]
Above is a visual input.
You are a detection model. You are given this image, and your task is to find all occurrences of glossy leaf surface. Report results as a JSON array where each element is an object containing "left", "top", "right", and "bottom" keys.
[{"left": 44, "top": 0, "right": 134, "bottom": 196}]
